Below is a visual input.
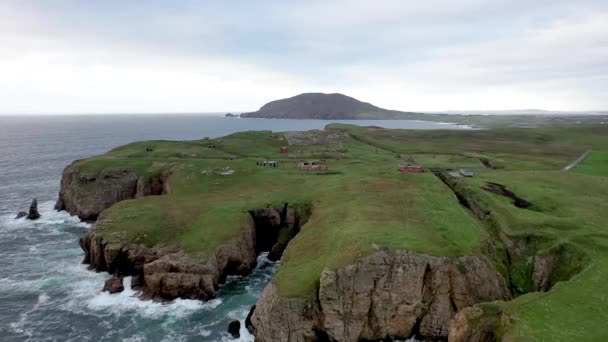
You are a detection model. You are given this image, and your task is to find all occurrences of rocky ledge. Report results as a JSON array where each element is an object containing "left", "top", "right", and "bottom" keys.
[
  {"left": 251, "top": 249, "right": 510, "bottom": 341},
  {"left": 80, "top": 216, "right": 256, "bottom": 300},
  {"left": 78, "top": 204, "right": 311, "bottom": 301}
]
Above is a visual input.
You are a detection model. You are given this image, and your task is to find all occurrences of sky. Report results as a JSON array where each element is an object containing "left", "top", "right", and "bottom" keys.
[{"left": 1, "top": 0, "right": 607, "bottom": 114}]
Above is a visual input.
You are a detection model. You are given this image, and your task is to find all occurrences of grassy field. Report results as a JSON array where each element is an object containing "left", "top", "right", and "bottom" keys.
[
  {"left": 77, "top": 124, "right": 608, "bottom": 340},
  {"left": 574, "top": 150, "right": 608, "bottom": 177}
]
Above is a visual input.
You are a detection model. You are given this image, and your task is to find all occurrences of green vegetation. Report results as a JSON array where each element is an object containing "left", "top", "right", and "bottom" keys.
[
  {"left": 574, "top": 150, "right": 608, "bottom": 176},
  {"left": 76, "top": 124, "right": 608, "bottom": 340}
]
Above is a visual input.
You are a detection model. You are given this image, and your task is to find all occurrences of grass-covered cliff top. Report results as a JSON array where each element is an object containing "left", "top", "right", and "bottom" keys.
[{"left": 73, "top": 124, "right": 608, "bottom": 340}]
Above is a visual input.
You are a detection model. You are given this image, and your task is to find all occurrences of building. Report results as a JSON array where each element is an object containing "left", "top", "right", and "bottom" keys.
[
  {"left": 297, "top": 161, "right": 328, "bottom": 171},
  {"left": 280, "top": 146, "right": 289, "bottom": 153},
  {"left": 399, "top": 164, "right": 425, "bottom": 173},
  {"left": 459, "top": 169, "right": 475, "bottom": 177},
  {"left": 257, "top": 160, "right": 277, "bottom": 167}
]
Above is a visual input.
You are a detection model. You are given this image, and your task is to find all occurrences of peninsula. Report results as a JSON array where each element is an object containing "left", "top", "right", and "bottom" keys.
[{"left": 55, "top": 124, "right": 608, "bottom": 341}]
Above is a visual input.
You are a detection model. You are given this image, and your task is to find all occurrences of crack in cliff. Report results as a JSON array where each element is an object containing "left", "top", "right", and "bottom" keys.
[{"left": 432, "top": 169, "right": 588, "bottom": 296}]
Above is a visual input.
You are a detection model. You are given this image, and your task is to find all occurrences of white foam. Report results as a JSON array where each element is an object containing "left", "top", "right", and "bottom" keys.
[
  {"left": 63, "top": 268, "right": 219, "bottom": 320},
  {"left": 1, "top": 200, "right": 91, "bottom": 231}
]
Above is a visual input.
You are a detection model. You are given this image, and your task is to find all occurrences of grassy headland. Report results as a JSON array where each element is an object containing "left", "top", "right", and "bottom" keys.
[{"left": 72, "top": 124, "right": 608, "bottom": 340}]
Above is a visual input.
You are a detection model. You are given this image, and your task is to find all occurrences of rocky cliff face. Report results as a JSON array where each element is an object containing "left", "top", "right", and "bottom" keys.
[
  {"left": 55, "top": 164, "right": 171, "bottom": 220},
  {"left": 80, "top": 212, "right": 257, "bottom": 300},
  {"left": 78, "top": 203, "right": 310, "bottom": 301},
  {"left": 448, "top": 305, "right": 505, "bottom": 342},
  {"left": 251, "top": 249, "right": 509, "bottom": 341}
]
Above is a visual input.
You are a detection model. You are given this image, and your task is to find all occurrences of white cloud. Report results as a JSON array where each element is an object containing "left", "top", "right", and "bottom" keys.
[{"left": 0, "top": 1, "right": 606, "bottom": 113}]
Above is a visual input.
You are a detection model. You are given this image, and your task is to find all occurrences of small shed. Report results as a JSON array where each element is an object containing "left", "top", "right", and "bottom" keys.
[
  {"left": 459, "top": 169, "right": 475, "bottom": 177},
  {"left": 280, "top": 146, "right": 289, "bottom": 153},
  {"left": 257, "top": 160, "right": 277, "bottom": 168},
  {"left": 399, "top": 164, "right": 425, "bottom": 173},
  {"left": 298, "top": 161, "right": 328, "bottom": 171}
]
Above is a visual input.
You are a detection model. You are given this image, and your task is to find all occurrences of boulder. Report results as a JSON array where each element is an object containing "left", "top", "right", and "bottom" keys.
[
  {"left": 26, "top": 198, "right": 40, "bottom": 220},
  {"left": 15, "top": 211, "right": 27, "bottom": 219},
  {"left": 103, "top": 276, "right": 124, "bottom": 293},
  {"left": 228, "top": 320, "right": 241, "bottom": 338}
]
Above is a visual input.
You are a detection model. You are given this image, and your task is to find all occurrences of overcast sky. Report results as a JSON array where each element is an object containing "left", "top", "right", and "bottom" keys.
[{"left": 1, "top": 0, "right": 607, "bottom": 114}]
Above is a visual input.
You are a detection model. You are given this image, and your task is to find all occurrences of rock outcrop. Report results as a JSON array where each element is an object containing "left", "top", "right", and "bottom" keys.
[
  {"left": 78, "top": 203, "right": 310, "bottom": 301},
  {"left": 103, "top": 275, "right": 124, "bottom": 293},
  {"left": 228, "top": 320, "right": 241, "bottom": 338},
  {"left": 27, "top": 198, "right": 41, "bottom": 220},
  {"left": 252, "top": 250, "right": 509, "bottom": 341},
  {"left": 448, "top": 305, "right": 505, "bottom": 342},
  {"left": 15, "top": 212, "right": 27, "bottom": 219},
  {"left": 250, "top": 204, "right": 312, "bottom": 261},
  {"left": 55, "top": 164, "right": 172, "bottom": 220},
  {"left": 79, "top": 213, "right": 256, "bottom": 300}
]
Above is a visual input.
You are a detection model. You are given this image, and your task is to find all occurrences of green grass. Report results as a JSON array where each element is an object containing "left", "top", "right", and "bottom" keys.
[
  {"left": 73, "top": 124, "right": 608, "bottom": 340},
  {"left": 574, "top": 150, "right": 608, "bottom": 176}
]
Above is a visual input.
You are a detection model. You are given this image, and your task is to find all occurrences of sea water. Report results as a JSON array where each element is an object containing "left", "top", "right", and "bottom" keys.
[{"left": 0, "top": 115, "right": 468, "bottom": 341}]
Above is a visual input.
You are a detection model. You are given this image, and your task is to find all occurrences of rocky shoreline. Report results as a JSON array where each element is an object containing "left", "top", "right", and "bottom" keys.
[{"left": 54, "top": 155, "right": 587, "bottom": 341}]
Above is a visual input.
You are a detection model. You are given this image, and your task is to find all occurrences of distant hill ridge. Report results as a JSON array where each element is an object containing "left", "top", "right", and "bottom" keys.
[{"left": 241, "top": 93, "right": 413, "bottom": 120}]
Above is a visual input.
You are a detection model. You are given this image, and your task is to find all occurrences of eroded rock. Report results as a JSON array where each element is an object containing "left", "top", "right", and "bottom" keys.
[
  {"left": 27, "top": 198, "right": 40, "bottom": 220},
  {"left": 102, "top": 275, "right": 124, "bottom": 293},
  {"left": 79, "top": 210, "right": 257, "bottom": 301},
  {"left": 228, "top": 320, "right": 241, "bottom": 338},
  {"left": 252, "top": 250, "right": 509, "bottom": 341}
]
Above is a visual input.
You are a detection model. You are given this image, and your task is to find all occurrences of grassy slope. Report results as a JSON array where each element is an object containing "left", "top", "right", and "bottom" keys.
[
  {"left": 574, "top": 150, "right": 608, "bottom": 176},
  {"left": 467, "top": 171, "right": 608, "bottom": 340},
  {"left": 77, "top": 124, "right": 608, "bottom": 340}
]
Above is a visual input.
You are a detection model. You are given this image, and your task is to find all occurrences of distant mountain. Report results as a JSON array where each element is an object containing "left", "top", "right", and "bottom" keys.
[{"left": 240, "top": 93, "right": 415, "bottom": 119}]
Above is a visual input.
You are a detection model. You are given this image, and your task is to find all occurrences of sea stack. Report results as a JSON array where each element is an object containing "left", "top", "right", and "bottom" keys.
[{"left": 26, "top": 198, "right": 41, "bottom": 220}]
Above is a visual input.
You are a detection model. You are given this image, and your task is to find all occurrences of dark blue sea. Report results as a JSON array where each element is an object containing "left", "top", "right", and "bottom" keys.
[{"left": 0, "top": 115, "right": 468, "bottom": 342}]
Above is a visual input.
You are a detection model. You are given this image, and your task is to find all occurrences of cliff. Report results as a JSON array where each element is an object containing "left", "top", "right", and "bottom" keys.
[
  {"left": 251, "top": 249, "right": 509, "bottom": 341},
  {"left": 55, "top": 163, "right": 172, "bottom": 220},
  {"left": 80, "top": 213, "right": 257, "bottom": 300},
  {"left": 77, "top": 203, "right": 310, "bottom": 300},
  {"left": 241, "top": 93, "right": 410, "bottom": 120}
]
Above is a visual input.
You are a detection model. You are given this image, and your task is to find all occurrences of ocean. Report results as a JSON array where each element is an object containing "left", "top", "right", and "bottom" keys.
[{"left": 0, "top": 115, "right": 468, "bottom": 342}]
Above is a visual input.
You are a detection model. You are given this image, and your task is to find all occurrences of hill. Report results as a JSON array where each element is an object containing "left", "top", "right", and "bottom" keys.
[{"left": 240, "top": 92, "right": 414, "bottom": 119}]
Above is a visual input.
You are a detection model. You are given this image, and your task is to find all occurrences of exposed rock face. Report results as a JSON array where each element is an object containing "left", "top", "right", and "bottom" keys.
[
  {"left": 250, "top": 204, "right": 312, "bottom": 261},
  {"left": 241, "top": 93, "right": 396, "bottom": 120},
  {"left": 55, "top": 164, "right": 172, "bottom": 220},
  {"left": 448, "top": 306, "right": 503, "bottom": 342},
  {"left": 27, "top": 198, "right": 41, "bottom": 220},
  {"left": 245, "top": 305, "right": 256, "bottom": 334},
  {"left": 252, "top": 250, "right": 509, "bottom": 341},
  {"left": 252, "top": 282, "right": 321, "bottom": 342},
  {"left": 103, "top": 275, "right": 124, "bottom": 293},
  {"left": 228, "top": 320, "right": 241, "bottom": 338},
  {"left": 79, "top": 213, "right": 257, "bottom": 301}
]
